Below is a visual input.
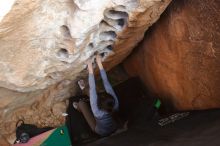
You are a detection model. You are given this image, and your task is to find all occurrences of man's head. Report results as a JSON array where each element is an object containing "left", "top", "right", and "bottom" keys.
[{"left": 98, "top": 92, "right": 115, "bottom": 113}]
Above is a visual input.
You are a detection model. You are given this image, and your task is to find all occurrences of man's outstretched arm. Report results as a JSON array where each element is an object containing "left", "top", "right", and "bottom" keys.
[
  {"left": 96, "top": 55, "right": 119, "bottom": 110},
  {"left": 87, "top": 59, "right": 105, "bottom": 118}
]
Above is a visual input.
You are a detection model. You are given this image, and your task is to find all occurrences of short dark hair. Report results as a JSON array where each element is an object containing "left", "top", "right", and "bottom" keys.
[{"left": 97, "top": 92, "right": 115, "bottom": 113}]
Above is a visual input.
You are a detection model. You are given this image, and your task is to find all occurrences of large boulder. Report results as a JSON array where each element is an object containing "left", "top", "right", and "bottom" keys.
[
  {"left": 0, "top": 0, "right": 171, "bottom": 142},
  {"left": 124, "top": 0, "right": 220, "bottom": 110}
]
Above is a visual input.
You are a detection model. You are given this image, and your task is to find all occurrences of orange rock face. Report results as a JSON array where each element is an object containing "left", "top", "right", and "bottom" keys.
[
  {"left": 0, "top": 135, "right": 10, "bottom": 146},
  {"left": 124, "top": 0, "right": 220, "bottom": 110}
]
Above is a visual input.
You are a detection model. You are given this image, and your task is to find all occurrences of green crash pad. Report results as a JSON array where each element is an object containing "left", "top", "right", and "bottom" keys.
[{"left": 41, "top": 125, "right": 72, "bottom": 146}]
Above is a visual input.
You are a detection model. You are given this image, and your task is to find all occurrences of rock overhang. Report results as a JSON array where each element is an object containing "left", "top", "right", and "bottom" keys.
[{"left": 0, "top": 0, "right": 171, "bottom": 92}]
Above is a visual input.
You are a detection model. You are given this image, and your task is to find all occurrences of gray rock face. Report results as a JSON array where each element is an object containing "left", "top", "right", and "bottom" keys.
[{"left": 0, "top": 0, "right": 171, "bottom": 143}]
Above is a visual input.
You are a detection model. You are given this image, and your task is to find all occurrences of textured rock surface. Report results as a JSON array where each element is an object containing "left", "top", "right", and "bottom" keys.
[
  {"left": 0, "top": 135, "right": 10, "bottom": 146},
  {"left": 0, "top": 0, "right": 171, "bottom": 143},
  {"left": 124, "top": 0, "right": 220, "bottom": 110}
]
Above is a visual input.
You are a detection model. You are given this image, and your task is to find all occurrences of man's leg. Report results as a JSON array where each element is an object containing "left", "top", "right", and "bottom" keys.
[{"left": 78, "top": 101, "right": 96, "bottom": 131}]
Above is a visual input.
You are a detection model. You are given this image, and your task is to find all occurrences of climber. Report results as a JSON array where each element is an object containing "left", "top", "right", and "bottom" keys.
[{"left": 73, "top": 54, "right": 119, "bottom": 137}]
